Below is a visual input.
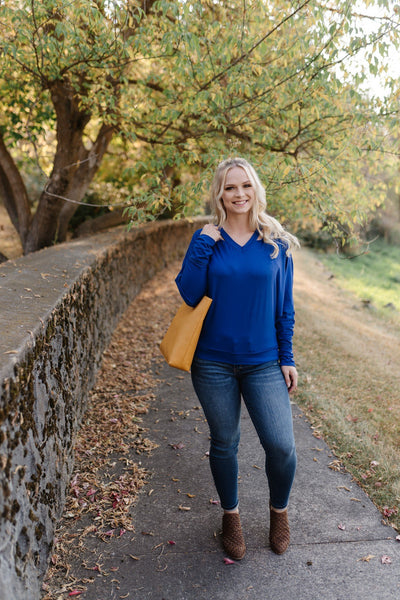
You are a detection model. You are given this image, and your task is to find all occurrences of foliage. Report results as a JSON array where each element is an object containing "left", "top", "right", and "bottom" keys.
[{"left": 0, "top": 0, "right": 399, "bottom": 253}]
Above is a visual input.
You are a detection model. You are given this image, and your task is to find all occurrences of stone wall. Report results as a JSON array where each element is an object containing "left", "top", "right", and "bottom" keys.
[{"left": 0, "top": 218, "right": 206, "bottom": 599}]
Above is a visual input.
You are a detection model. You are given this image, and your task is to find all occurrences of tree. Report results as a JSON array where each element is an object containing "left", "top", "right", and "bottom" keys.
[{"left": 0, "top": 0, "right": 398, "bottom": 254}]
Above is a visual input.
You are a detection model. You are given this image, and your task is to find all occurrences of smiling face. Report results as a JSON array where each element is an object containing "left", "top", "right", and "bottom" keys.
[{"left": 221, "top": 167, "right": 255, "bottom": 219}]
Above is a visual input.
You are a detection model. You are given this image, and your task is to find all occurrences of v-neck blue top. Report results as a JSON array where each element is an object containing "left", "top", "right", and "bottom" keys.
[{"left": 175, "top": 228, "right": 296, "bottom": 366}]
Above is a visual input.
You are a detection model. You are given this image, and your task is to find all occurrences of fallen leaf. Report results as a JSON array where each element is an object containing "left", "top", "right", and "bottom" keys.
[
  {"left": 223, "top": 557, "right": 236, "bottom": 565},
  {"left": 346, "top": 414, "right": 358, "bottom": 422},
  {"left": 329, "top": 460, "right": 342, "bottom": 472},
  {"left": 103, "top": 530, "right": 114, "bottom": 537},
  {"left": 210, "top": 499, "right": 220, "bottom": 505},
  {"left": 168, "top": 540, "right": 176, "bottom": 545},
  {"left": 170, "top": 442, "right": 185, "bottom": 450},
  {"left": 383, "top": 506, "right": 398, "bottom": 517},
  {"left": 178, "top": 505, "right": 191, "bottom": 511},
  {"left": 381, "top": 555, "right": 392, "bottom": 564},
  {"left": 358, "top": 554, "right": 375, "bottom": 562},
  {"left": 68, "top": 591, "right": 83, "bottom": 597},
  {"left": 395, "top": 535, "right": 400, "bottom": 542},
  {"left": 338, "top": 523, "right": 346, "bottom": 531},
  {"left": 186, "top": 493, "right": 196, "bottom": 498}
]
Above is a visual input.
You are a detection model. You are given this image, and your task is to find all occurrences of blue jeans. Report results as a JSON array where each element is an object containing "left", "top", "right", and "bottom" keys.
[{"left": 191, "top": 358, "right": 296, "bottom": 511}]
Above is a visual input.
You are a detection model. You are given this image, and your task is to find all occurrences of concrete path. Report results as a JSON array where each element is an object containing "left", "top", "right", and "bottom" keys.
[{"left": 67, "top": 361, "right": 400, "bottom": 600}]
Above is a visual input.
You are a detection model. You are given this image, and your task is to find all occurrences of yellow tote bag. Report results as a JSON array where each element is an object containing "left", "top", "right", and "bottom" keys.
[{"left": 160, "top": 296, "right": 212, "bottom": 372}]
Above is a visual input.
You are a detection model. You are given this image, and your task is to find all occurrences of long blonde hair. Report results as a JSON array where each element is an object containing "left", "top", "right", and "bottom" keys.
[{"left": 209, "top": 157, "right": 300, "bottom": 257}]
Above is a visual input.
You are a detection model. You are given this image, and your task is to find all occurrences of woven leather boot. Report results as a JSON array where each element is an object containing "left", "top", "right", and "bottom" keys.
[
  {"left": 221, "top": 513, "right": 246, "bottom": 560},
  {"left": 269, "top": 507, "right": 290, "bottom": 554}
]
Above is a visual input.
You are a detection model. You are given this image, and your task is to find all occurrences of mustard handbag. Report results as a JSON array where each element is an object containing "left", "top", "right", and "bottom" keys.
[{"left": 160, "top": 296, "right": 212, "bottom": 372}]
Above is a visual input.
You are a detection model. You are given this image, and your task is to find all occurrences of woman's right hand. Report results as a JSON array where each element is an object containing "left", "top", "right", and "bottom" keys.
[{"left": 201, "top": 224, "right": 224, "bottom": 242}]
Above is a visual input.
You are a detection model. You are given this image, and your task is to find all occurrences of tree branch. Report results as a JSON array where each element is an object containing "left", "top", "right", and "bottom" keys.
[{"left": 197, "top": 0, "right": 313, "bottom": 92}]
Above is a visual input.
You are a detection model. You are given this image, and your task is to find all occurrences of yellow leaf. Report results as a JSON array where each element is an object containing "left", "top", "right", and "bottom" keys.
[{"left": 358, "top": 554, "right": 375, "bottom": 562}]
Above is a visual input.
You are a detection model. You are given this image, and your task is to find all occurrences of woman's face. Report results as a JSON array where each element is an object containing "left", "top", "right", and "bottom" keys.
[{"left": 221, "top": 167, "right": 255, "bottom": 219}]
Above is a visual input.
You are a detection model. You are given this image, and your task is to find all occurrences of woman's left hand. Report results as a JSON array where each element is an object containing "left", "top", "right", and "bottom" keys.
[{"left": 281, "top": 365, "right": 298, "bottom": 394}]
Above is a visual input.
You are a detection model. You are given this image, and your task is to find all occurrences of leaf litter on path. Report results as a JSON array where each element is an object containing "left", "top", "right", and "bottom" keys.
[{"left": 42, "top": 262, "right": 184, "bottom": 599}]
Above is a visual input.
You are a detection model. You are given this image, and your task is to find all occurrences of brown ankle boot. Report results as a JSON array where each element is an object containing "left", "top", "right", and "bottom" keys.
[
  {"left": 221, "top": 513, "right": 246, "bottom": 560},
  {"left": 269, "top": 507, "right": 290, "bottom": 554}
]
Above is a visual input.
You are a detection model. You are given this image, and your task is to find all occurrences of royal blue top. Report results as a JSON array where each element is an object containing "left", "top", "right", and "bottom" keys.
[{"left": 175, "top": 228, "right": 296, "bottom": 366}]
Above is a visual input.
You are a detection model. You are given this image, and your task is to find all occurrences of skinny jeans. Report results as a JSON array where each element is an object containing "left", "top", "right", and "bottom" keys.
[{"left": 191, "top": 358, "right": 297, "bottom": 511}]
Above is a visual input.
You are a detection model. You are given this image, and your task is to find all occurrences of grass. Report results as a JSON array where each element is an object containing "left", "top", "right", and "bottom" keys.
[
  {"left": 293, "top": 244, "right": 400, "bottom": 532},
  {"left": 318, "top": 238, "right": 400, "bottom": 322}
]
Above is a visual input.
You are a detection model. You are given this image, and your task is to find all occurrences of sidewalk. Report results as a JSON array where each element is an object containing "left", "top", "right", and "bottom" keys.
[{"left": 66, "top": 360, "right": 400, "bottom": 600}]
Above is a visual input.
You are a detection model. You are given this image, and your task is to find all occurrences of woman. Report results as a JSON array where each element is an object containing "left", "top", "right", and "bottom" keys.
[{"left": 175, "top": 157, "right": 299, "bottom": 560}]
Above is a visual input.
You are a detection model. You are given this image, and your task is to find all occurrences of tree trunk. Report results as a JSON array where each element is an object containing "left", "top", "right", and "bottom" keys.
[
  {"left": 23, "top": 82, "right": 114, "bottom": 254},
  {"left": 0, "top": 134, "right": 32, "bottom": 247}
]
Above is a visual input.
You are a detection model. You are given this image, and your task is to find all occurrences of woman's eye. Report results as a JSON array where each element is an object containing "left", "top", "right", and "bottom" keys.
[
  {"left": 225, "top": 186, "right": 234, "bottom": 191},
  {"left": 244, "top": 183, "right": 252, "bottom": 188}
]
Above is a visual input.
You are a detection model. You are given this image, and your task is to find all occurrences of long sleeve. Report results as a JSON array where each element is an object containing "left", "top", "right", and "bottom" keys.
[
  {"left": 275, "top": 253, "right": 295, "bottom": 366},
  {"left": 175, "top": 230, "right": 216, "bottom": 306},
  {"left": 175, "top": 229, "right": 296, "bottom": 366}
]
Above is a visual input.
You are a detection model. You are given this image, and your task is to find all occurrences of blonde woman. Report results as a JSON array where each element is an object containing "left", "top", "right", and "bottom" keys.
[{"left": 176, "top": 157, "right": 300, "bottom": 560}]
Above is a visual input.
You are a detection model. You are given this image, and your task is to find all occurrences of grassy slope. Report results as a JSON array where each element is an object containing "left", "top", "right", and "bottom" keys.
[
  {"left": 293, "top": 245, "right": 400, "bottom": 531},
  {"left": 319, "top": 239, "right": 400, "bottom": 321}
]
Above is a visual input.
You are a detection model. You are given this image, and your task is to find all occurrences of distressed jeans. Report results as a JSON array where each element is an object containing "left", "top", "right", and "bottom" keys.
[{"left": 191, "top": 358, "right": 297, "bottom": 510}]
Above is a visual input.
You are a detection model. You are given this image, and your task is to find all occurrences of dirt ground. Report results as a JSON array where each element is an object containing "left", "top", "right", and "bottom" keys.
[
  {"left": 293, "top": 247, "right": 400, "bottom": 523},
  {"left": 293, "top": 246, "right": 400, "bottom": 410}
]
